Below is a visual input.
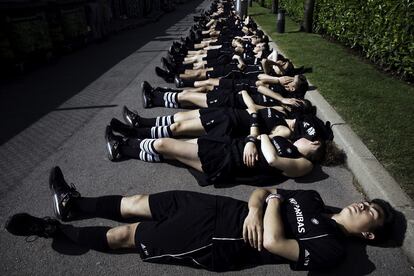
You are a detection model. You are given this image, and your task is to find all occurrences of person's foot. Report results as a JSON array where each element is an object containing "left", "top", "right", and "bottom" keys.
[
  {"left": 122, "top": 106, "right": 140, "bottom": 127},
  {"left": 155, "top": 66, "right": 174, "bottom": 83},
  {"left": 5, "top": 213, "right": 60, "bottom": 238},
  {"left": 161, "top": 57, "right": 176, "bottom": 74},
  {"left": 141, "top": 81, "right": 154, "bottom": 108},
  {"left": 105, "top": 126, "right": 124, "bottom": 162},
  {"left": 49, "top": 166, "right": 81, "bottom": 221},
  {"left": 175, "top": 75, "right": 184, "bottom": 88}
]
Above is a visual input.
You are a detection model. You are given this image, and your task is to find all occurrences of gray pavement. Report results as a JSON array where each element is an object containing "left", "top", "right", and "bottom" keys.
[{"left": 0, "top": 0, "right": 413, "bottom": 275}]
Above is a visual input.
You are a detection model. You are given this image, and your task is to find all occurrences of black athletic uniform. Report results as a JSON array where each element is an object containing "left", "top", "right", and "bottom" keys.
[
  {"left": 197, "top": 135, "right": 300, "bottom": 185},
  {"left": 199, "top": 107, "right": 288, "bottom": 137},
  {"left": 206, "top": 87, "right": 279, "bottom": 109},
  {"left": 135, "top": 189, "right": 345, "bottom": 271}
]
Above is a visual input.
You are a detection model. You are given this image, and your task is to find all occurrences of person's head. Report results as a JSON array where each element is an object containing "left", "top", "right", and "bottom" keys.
[
  {"left": 335, "top": 199, "right": 395, "bottom": 244},
  {"left": 274, "top": 59, "right": 294, "bottom": 76},
  {"left": 294, "top": 139, "right": 346, "bottom": 165},
  {"left": 283, "top": 74, "right": 309, "bottom": 93},
  {"left": 293, "top": 138, "right": 323, "bottom": 160}
]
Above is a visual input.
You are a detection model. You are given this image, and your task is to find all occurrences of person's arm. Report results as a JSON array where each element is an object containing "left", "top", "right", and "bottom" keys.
[
  {"left": 243, "top": 188, "right": 277, "bottom": 251},
  {"left": 257, "top": 86, "right": 303, "bottom": 107},
  {"left": 260, "top": 134, "right": 313, "bottom": 177},
  {"left": 232, "top": 54, "right": 246, "bottom": 70},
  {"left": 263, "top": 197, "right": 300, "bottom": 261},
  {"left": 240, "top": 90, "right": 257, "bottom": 111}
]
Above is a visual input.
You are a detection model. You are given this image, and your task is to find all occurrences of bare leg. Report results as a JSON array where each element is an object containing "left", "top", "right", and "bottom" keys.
[
  {"left": 177, "top": 91, "right": 208, "bottom": 107},
  {"left": 154, "top": 138, "right": 203, "bottom": 171},
  {"left": 107, "top": 223, "right": 139, "bottom": 249},
  {"left": 170, "top": 119, "right": 206, "bottom": 137},
  {"left": 173, "top": 109, "right": 201, "bottom": 121},
  {"left": 194, "top": 78, "right": 220, "bottom": 88}
]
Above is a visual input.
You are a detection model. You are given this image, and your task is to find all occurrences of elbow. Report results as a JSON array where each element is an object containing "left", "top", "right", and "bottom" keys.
[
  {"left": 263, "top": 235, "right": 280, "bottom": 252},
  {"left": 267, "top": 155, "right": 278, "bottom": 166}
]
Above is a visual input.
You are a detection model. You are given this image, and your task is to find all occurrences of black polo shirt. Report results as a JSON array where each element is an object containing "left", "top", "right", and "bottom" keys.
[
  {"left": 277, "top": 189, "right": 346, "bottom": 270},
  {"left": 213, "top": 189, "right": 346, "bottom": 271}
]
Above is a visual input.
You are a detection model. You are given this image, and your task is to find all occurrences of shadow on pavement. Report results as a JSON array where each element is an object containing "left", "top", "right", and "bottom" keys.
[{"left": 0, "top": 0, "right": 204, "bottom": 146}]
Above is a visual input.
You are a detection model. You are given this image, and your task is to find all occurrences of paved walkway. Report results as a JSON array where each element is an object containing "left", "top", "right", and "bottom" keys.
[{"left": 0, "top": 0, "right": 412, "bottom": 274}]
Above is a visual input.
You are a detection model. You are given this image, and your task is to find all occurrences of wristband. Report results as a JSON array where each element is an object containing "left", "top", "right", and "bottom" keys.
[
  {"left": 244, "top": 135, "right": 257, "bottom": 144},
  {"left": 265, "top": 193, "right": 283, "bottom": 204},
  {"left": 250, "top": 113, "right": 259, "bottom": 128}
]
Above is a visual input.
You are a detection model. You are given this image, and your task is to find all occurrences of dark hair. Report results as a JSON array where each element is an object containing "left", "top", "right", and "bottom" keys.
[
  {"left": 261, "top": 35, "right": 269, "bottom": 44},
  {"left": 310, "top": 140, "right": 346, "bottom": 166},
  {"left": 295, "top": 74, "right": 309, "bottom": 94},
  {"left": 367, "top": 199, "right": 395, "bottom": 244}
]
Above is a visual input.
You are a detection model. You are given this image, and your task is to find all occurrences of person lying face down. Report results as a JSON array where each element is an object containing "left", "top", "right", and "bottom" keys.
[{"left": 6, "top": 167, "right": 394, "bottom": 271}]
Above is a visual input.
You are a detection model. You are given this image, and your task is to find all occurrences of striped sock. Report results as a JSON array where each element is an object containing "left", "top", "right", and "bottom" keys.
[
  {"left": 150, "top": 126, "right": 172, "bottom": 138},
  {"left": 138, "top": 151, "right": 162, "bottom": 162},
  {"left": 139, "top": 139, "right": 161, "bottom": 156},
  {"left": 163, "top": 92, "right": 180, "bottom": 108},
  {"left": 155, "top": 115, "right": 174, "bottom": 126}
]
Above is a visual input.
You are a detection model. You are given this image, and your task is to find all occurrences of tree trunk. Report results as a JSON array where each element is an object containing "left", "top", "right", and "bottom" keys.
[
  {"left": 303, "top": 0, "right": 315, "bottom": 33},
  {"left": 271, "top": 0, "right": 278, "bottom": 14},
  {"left": 260, "top": 0, "right": 265, "bottom": 7}
]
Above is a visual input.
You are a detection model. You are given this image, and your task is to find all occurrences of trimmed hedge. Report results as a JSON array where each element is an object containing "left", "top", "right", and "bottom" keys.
[{"left": 277, "top": 0, "right": 414, "bottom": 80}]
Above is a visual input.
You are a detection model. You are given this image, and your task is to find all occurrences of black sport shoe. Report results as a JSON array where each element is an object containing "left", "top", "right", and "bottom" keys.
[
  {"left": 122, "top": 106, "right": 140, "bottom": 127},
  {"left": 105, "top": 126, "right": 124, "bottom": 162},
  {"left": 161, "top": 57, "right": 176, "bottom": 74},
  {"left": 49, "top": 166, "right": 80, "bottom": 221},
  {"left": 141, "top": 81, "right": 154, "bottom": 108},
  {"left": 155, "top": 66, "right": 174, "bottom": 83},
  {"left": 175, "top": 75, "right": 184, "bottom": 88},
  {"left": 5, "top": 213, "right": 60, "bottom": 238}
]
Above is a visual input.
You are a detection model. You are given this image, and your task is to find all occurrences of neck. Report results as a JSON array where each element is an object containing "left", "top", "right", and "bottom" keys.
[
  {"left": 285, "top": 119, "right": 296, "bottom": 131},
  {"left": 330, "top": 213, "right": 351, "bottom": 236}
]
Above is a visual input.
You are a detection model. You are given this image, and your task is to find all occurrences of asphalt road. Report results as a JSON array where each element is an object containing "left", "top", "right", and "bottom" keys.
[{"left": 0, "top": 0, "right": 413, "bottom": 275}]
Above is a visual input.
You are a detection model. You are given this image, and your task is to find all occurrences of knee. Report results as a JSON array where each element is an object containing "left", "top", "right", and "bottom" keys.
[
  {"left": 177, "top": 90, "right": 189, "bottom": 101},
  {"left": 169, "top": 122, "right": 181, "bottom": 133},
  {"left": 123, "top": 195, "right": 146, "bottom": 212},
  {"left": 154, "top": 138, "right": 171, "bottom": 151},
  {"left": 107, "top": 225, "right": 135, "bottom": 246}
]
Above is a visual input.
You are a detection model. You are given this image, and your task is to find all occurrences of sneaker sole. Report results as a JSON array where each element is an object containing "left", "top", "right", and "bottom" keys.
[
  {"left": 141, "top": 82, "right": 150, "bottom": 109},
  {"left": 105, "top": 127, "right": 115, "bottom": 161},
  {"left": 49, "top": 168, "right": 63, "bottom": 220}
]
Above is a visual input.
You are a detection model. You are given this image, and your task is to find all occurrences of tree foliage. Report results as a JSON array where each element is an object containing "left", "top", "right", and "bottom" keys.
[{"left": 277, "top": 0, "right": 414, "bottom": 80}]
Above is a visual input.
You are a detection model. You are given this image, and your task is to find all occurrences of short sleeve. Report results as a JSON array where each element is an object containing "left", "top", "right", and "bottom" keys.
[{"left": 289, "top": 236, "right": 345, "bottom": 271}]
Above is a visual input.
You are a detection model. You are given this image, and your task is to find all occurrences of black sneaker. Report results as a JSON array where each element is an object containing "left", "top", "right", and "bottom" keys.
[
  {"left": 105, "top": 126, "right": 124, "bottom": 162},
  {"left": 5, "top": 213, "right": 60, "bottom": 238},
  {"left": 141, "top": 81, "right": 154, "bottom": 108},
  {"left": 175, "top": 75, "right": 184, "bottom": 88},
  {"left": 161, "top": 57, "right": 176, "bottom": 74},
  {"left": 155, "top": 66, "right": 174, "bottom": 83},
  {"left": 49, "top": 166, "right": 80, "bottom": 221},
  {"left": 122, "top": 106, "right": 140, "bottom": 127}
]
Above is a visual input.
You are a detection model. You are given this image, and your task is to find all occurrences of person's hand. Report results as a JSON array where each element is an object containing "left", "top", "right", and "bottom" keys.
[
  {"left": 243, "top": 142, "right": 258, "bottom": 167},
  {"left": 279, "top": 76, "right": 294, "bottom": 85},
  {"left": 238, "top": 63, "right": 247, "bottom": 71},
  {"left": 257, "top": 73, "right": 269, "bottom": 80},
  {"left": 281, "top": 98, "right": 303, "bottom": 107},
  {"left": 243, "top": 208, "right": 264, "bottom": 251}
]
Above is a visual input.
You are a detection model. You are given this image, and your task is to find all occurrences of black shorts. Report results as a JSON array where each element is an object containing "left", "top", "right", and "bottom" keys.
[
  {"left": 206, "top": 88, "right": 235, "bottom": 108},
  {"left": 135, "top": 191, "right": 216, "bottom": 269},
  {"left": 135, "top": 190, "right": 257, "bottom": 271},
  {"left": 200, "top": 108, "right": 249, "bottom": 137},
  {"left": 207, "top": 64, "right": 239, "bottom": 78}
]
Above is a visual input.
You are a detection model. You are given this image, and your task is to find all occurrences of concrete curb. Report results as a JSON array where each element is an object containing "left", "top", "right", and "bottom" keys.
[{"left": 261, "top": 28, "right": 414, "bottom": 265}]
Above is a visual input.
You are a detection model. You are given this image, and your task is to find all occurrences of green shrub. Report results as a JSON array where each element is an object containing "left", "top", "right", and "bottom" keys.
[{"left": 277, "top": 0, "right": 414, "bottom": 80}]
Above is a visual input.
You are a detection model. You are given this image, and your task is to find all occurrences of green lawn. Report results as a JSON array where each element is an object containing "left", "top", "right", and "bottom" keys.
[{"left": 249, "top": 3, "right": 414, "bottom": 199}]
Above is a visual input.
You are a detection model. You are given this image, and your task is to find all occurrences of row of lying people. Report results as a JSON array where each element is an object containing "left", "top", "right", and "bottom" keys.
[{"left": 6, "top": 0, "right": 395, "bottom": 273}]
